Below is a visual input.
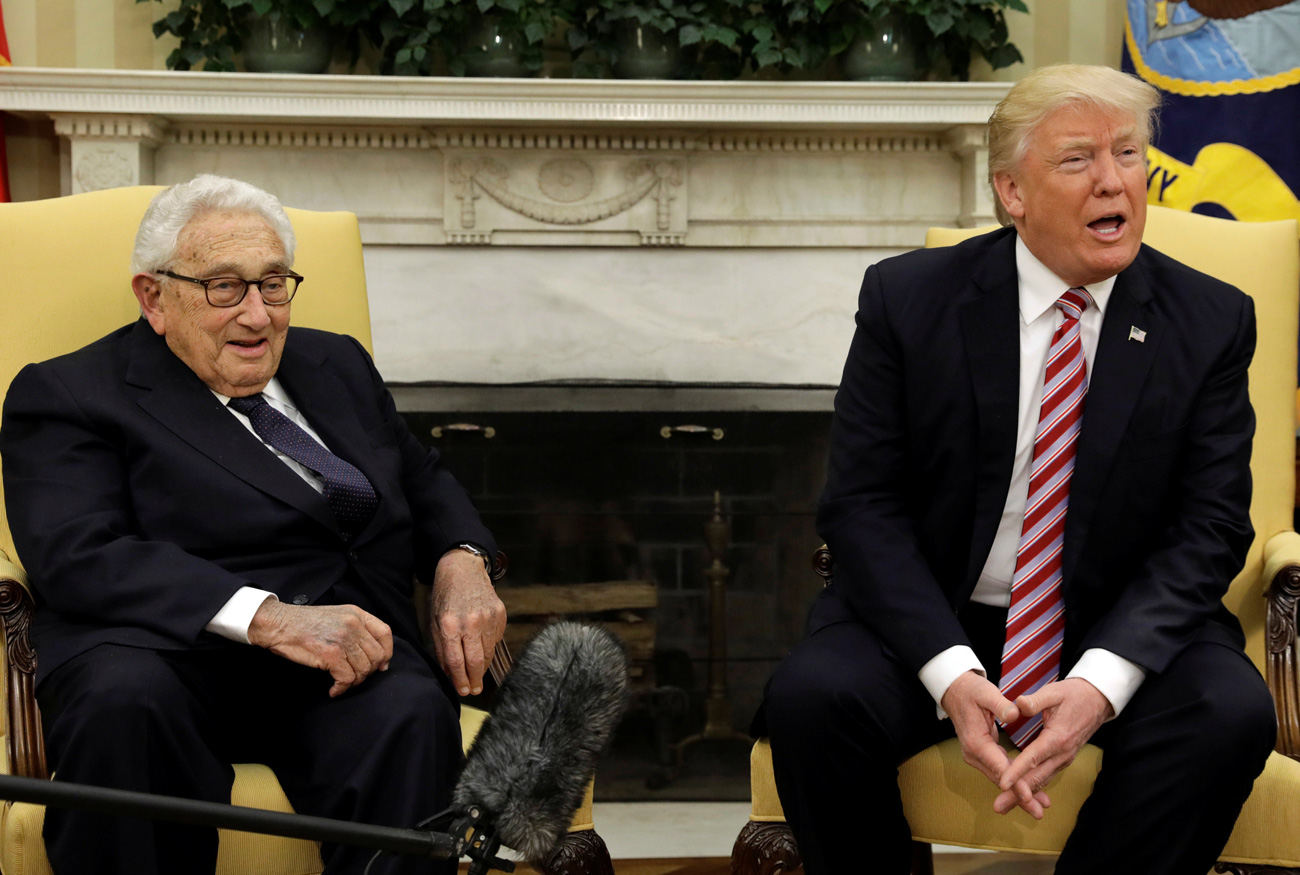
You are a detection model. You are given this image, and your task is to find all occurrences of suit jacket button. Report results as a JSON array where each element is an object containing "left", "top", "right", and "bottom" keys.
[
  {"left": 292, "top": 594, "right": 309, "bottom": 605},
  {"left": 347, "top": 551, "right": 359, "bottom": 562}
]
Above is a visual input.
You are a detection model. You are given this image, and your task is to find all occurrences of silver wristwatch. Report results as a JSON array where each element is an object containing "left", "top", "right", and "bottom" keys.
[{"left": 452, "top": 542, "right": 492, "bottom": 574}]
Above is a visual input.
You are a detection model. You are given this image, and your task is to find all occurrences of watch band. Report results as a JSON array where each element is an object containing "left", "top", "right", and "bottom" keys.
[{"left": 452, "top": 542, "right": 492, "bottom": 574}]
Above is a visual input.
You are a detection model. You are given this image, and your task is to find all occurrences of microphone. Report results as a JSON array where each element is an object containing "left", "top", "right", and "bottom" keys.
[{"left": 454, "top": 620, "right": 629, "bottom": 864}]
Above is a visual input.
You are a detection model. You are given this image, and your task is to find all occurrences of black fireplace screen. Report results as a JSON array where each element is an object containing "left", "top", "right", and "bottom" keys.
[{"left": 403, "top": 409, "right": 832, "bottom": 800}]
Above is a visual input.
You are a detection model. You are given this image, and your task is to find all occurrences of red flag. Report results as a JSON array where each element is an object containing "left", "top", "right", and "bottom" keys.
[{"left": 0, "top": 0, "right": 11, "bottom": 202}]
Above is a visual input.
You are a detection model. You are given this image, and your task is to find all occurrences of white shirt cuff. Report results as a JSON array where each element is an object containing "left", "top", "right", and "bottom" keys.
[
  {"left": 205, "top": 587, "right": 277, "bottom": 644},
  {"left": 919, "top": 645, "right": 986, "bottom": 720},
  {"left": 1066, "top": 648, "right": 1147, "bottom": 717}
]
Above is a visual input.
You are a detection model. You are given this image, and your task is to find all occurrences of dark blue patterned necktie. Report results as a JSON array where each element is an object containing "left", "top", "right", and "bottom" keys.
[{"left": 228, "top": 393, "right": 378, "bottom": 538}]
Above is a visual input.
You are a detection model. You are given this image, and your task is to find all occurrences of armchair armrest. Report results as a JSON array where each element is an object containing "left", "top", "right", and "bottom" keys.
[
  {"left": 0, "top": 550, "right": 45, "bottom": 780},
  {"left": 1262, "top": 532, "right": 1300, "bottom": 759}
]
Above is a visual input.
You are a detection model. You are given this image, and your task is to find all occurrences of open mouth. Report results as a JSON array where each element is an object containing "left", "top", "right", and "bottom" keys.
[
  {"left": 1087, "top": 215, "right": 1125, "bottom": 237},
  {"left": 227, "top": 339, "right": 268, "bottom": 351}
]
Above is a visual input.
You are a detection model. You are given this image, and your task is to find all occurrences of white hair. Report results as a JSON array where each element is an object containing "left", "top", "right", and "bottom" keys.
[{"left": 130, "top": 175, "right": 296, "bottom": 275}]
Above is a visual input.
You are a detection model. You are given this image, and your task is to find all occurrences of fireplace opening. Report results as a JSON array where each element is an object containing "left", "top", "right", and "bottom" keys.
[{"left": 402, "top": 404, "right": 832, "bottom": 800}]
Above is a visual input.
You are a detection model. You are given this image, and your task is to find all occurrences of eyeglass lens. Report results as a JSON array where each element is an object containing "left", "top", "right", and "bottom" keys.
[{"left": 206, "top": 276, "right": 299, "bottom": 307}]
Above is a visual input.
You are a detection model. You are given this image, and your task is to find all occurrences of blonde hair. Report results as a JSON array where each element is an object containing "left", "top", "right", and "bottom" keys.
[
  {"left": 988, "top": 64, "right": 1160, "bottom": 225},
  {"left": 131, "top": 174, "right": 296, "bottom": 275}
]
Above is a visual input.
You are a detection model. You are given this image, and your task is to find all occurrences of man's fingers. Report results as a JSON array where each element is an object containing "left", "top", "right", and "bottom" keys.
[
  {"left": 1002, "top": 749, "right": 1074, "bottom": 802},
  {"left": 439, "top": 624, "right": 471, "bottom": 696},
  {"left": 326, "top": 660, "right": 359, "bottom": 698},
  {"left": 461, "top": 632, "right": 487, "bottom": 696},
  {"left": 993, "top": 785, "right": 1045, "bottom": 819},
  {"left": 961, "top": 734, "right": 1012, "bottom": 784},
  {"left": 1015, "top": 683, "right": 1064, "bottom": 719},
  {"left": 361, "top": 613, "right": 394, "bottom": 670},
  {"left": 1000, "top": 736, "right": 1055, "bottom": 790},
  {"left": 978, "top": 686, "right": 1022, "bottom": 726}
]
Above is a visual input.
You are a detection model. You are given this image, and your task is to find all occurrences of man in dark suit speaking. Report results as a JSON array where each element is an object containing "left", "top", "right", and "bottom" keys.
[
  {"left": 0, "top": 175, "right": 506, "bottom": 874},
  {"left": 758, "top": 65, "right": 1276, "bottom": 874}
]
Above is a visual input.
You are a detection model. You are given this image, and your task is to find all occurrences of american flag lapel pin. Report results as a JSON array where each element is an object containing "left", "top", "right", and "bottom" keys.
[{"left": 1129, "top": 326, "right": 1147, "bottom": 343}]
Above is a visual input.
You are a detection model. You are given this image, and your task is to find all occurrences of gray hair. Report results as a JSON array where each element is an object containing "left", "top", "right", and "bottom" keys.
[
  {"left": 130, "top": 174, "right": 296, "bottom": 274},
  {"left": 988, "top": 64, "right": 1160, "bottom": 225}
]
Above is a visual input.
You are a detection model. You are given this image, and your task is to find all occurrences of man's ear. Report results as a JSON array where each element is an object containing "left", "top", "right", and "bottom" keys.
[
  {"left": 131, "top": 273, "right": 167, "bottom": 336},
  {"left": 993, "top": 171, "right": 1026, "bottom": 221}
]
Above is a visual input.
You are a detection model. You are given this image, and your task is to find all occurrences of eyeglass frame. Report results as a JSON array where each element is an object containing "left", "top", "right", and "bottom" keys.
[{"left": 158, "top": 269, "right": 304, "bottom": 308}]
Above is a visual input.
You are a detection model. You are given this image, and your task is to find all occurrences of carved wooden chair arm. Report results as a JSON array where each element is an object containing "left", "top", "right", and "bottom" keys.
[
  {"left": 1263, "top": 532, "right": 1300, "bottom": 759},
  {"left": 0, "top": 550, "right": 46, "bottom": 780}
]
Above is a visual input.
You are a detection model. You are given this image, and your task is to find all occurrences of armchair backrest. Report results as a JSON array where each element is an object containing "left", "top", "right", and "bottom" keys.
[
  {"left": 0, "top": 185, "right": 374, "bottom": 564},
  {"left": 926, "top": 205, "right": 1300, "bottom": 674}
]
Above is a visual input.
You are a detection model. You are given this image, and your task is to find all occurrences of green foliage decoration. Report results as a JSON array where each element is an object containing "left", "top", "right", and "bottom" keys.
[
  {"left": 138, "top": 0, "right": 1026, "bottom": 79},
  {"left": 568, "top": 1, "right": 741, "bottom": 78},
  {"left": 817, "top": 0, "right": 1028, "bottom": 79},
  {"left": 457, "top": 0, "right": 570, "bottom": 75},
  {"left": 136, "top": 0, "right": 469, "bottom": 75}
]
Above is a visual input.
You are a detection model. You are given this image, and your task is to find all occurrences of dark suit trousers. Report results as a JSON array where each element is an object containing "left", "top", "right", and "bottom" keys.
[
  {"left": 761, "top": 603, "right": 1276, "bottom": 875},
  {"left": 36, "top": 594, "right": 460, "bottom": 875}
]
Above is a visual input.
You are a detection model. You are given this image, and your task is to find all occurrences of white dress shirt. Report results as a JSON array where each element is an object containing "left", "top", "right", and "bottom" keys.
[
  {"left": 203, "top": 378, "right": 331, "bottom": 644},
  {"left": 918, "top": 237, "right": 1147, "bottom": 719}
]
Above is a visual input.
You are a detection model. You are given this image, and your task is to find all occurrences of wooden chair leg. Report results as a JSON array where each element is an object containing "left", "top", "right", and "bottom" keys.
[
  {"left": 539, "top": 828, "right": 615, "bottom": 875},
  {"left": 730, "top": 820, "right": 802, "bottom": 874},
  {"left": 910, "top": 840, "right": 934, "bottom": 875}
]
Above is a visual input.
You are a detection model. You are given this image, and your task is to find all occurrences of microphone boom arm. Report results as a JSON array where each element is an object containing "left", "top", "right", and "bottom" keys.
[{"left": 0, "top": 772, "right": 513, "bottom": 871}]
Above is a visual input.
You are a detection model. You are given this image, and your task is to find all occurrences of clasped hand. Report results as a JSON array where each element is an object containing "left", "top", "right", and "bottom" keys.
[{"left": 940, "top": 672, "right": 1113, "bottom": 819}]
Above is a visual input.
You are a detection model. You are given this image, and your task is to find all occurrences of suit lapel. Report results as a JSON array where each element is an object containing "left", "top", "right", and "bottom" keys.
[
  {"left": 1064, "top": 251, "right": 1162, "bottom": 584},
  {"left": 126, "top": 321, "right": 340, "bottom": 536},
  {"left": 959, "top": 233, "right": 1022, "bottom": 595}
]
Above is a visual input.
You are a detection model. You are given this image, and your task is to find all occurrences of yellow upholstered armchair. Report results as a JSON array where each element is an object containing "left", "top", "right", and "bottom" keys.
[
  {"left": 0, "top": 186, "right": 608, "bottom": 875},
  {"left": 732, "top": 206, "right": 1300, "bottom": 875}
]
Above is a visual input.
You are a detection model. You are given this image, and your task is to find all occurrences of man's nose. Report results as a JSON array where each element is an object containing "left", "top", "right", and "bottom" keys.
[
  {"left": 236, "top": 287, "right": 272, "bottom": 328},
  {"left": 1093, "top": 153, "right": 1125, "bottom": 196}
]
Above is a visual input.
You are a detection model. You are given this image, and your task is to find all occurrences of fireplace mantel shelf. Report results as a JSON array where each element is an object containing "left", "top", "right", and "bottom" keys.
[{"left": 1, "top": 67, "right": 1009, "bottom": 129}]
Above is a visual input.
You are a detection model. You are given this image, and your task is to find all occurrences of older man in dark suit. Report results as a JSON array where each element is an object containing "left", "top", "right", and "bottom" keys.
[
  {"left": 1, "top": 175, "right": 505, "bottom": 875},
  {"left": 758, "top": 65, "right": 1276, "bottom": 875}
]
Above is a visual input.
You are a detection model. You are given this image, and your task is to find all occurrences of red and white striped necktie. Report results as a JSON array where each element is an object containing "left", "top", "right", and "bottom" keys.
[{"left": 1000, "top": 287, "right": 1092, "bottom": 748}]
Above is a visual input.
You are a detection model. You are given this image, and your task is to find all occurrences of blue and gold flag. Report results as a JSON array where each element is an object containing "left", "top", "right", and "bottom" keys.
[{"left": 1123, "top": 0, "right": 1300, "bottom": 226}]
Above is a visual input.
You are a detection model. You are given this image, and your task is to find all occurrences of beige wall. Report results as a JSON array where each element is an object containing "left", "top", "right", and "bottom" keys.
[{"left": 3, "top": 0, "right": 175, "bottom": 69}]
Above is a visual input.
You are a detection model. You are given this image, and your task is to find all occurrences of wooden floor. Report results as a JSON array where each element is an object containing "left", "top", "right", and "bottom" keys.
[{"left": 463, "top": 852, "right": 1058, "bottom": 874}]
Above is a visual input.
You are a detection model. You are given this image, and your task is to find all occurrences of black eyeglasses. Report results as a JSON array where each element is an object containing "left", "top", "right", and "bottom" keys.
[{"left": 160, "top": 270, "right": 304, "bottom": 308}]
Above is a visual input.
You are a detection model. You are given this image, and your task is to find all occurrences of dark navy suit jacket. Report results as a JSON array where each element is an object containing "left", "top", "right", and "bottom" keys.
[
  {"left": 814, "top": 225, "right": 1256, "bottom": 678},
  {"left": 1, "top": 319, "right": 495, "bottom": 686}
]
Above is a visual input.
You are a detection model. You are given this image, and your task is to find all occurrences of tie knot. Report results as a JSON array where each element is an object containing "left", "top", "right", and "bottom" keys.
[
  {"left": 227, "top": 394, "right": 268, "bottom": 417},
  {"left": 1057, "top": 287, "right": 1092, "bottom": 322}
]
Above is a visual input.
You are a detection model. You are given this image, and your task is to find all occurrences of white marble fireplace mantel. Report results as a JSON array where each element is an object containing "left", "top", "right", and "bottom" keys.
[{"left": 0, "top": 68, "right": 1010, "bottom": 389}]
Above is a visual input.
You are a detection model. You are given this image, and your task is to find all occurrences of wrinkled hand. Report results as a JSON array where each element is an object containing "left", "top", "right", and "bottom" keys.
[
  {"left": 941, "top": 671, "right": 1051, "bottom": 819},
  {"left": 431, "top": 549, "right": 506, "bottom": 697},
  {"left": 247, "top": 600, "right": 393, "bottom": 698},
  {"left": 994, "top": 678, "right": 1113, "bottom": 817}
]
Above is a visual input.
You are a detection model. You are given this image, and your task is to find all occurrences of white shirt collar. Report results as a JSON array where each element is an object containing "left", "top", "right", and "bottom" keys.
[
  {"left": 1015, "top": 235, "right": 1117, "bottom": 325},
  {"left": 212, "top": 376, "right": 294, "bottom": 412}
]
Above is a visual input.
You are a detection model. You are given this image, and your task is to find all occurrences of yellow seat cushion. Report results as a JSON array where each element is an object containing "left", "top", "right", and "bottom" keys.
[
  {"left": 0, "top": 705, "right": 595, "bottom": 875},
  {"left": 747, "top": 738, "right": 1300, "bottom": 865}
]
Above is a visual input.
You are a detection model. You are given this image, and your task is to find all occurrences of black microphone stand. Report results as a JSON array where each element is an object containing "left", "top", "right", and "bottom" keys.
[{"left": 0, "top": 773, "right": 515, "bottom": 874}]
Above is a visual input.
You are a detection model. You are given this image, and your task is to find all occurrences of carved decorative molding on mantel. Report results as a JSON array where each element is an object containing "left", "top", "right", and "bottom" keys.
[
  {"left": 0, "top": 68, "right": 1008, "bottom": 127},
  {"left": 1, "top": 68, "right": 1009, "bottom": 245}
]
